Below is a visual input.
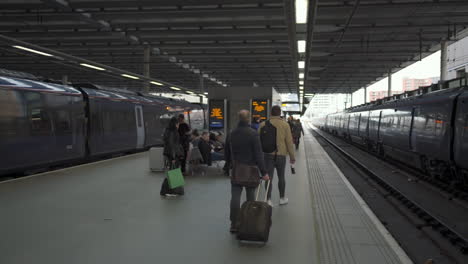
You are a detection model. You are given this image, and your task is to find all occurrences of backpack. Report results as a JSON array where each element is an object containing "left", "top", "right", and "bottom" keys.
[{"left": 260, "top": 120, "right": 277, "bottom": 153}]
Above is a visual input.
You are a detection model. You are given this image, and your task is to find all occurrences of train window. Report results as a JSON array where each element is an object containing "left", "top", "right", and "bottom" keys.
[
  {"left": 25, "top": 92, "right": 52, "bottom": 133},
  {"left": 424, "top": 114, "right": 435, "bottom": 133},
  {"left": 189, "top": 109, "right": 205, "bottom": 131},
  {"left": 464, "top": 115, "right": 468, "bottom": 139},
  {"left": 435, "top": 114, "right": 443, "bottom": 136}
]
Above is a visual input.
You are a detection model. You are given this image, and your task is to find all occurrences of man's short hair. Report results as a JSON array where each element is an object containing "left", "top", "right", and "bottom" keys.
[
  {"left": 178, "top": 114, "right": 184, "bottom": 119},
  {"left": 238, "top": 110, "right": 250, "bottom": 123},
  {"left": 271, "top": 105, "right": 281, "bottom": 116}
]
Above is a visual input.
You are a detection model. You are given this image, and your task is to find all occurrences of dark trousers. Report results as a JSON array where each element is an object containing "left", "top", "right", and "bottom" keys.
[
  {"left": 180, "top": 149, "right": 188, "bottom": 173},
  {"left": 230, "top": 184, "right": 256, "bottom": 225},
  {"left": 264, "top": 154, "right": 287, "bottom": 199},
  {"left": 294, "top": 137, "right": 301, "bottom": 149}
]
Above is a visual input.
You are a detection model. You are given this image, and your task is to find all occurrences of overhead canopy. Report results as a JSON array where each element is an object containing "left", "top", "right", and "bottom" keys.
[
  {"left": 0, "top": 0, "right": 295, "bottom": 92},
  {"left": 0, "top": 0, "right": 468, "bottom": 94},
  {"left": 304, "top": 0, "right": 468, "bottom": 93}
]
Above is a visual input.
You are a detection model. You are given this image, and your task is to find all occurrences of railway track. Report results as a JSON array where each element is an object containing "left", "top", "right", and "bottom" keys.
[{"left": 309, "top": 125, "right": 468, "bottom": 255}]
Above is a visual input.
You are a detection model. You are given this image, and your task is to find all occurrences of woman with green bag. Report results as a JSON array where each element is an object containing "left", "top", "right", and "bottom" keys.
[{"left": 160, "top": 117, "right": 185, "bottom": 197}]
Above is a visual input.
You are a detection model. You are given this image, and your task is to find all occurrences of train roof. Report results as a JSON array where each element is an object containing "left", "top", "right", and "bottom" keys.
[
  {"left": 0, "top": 75, "right": 199, "bottom": 108},
  {"left": 0, "top": 75, "right": 82, "bottom": 96},
  {"left": 345, "top": 76, "right": 468, "bottom": 113}
]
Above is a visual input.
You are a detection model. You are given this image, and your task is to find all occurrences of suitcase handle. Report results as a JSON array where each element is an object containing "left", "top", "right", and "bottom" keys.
[{"left": 255, "top": 180, "right": 271, "bottom": 202}]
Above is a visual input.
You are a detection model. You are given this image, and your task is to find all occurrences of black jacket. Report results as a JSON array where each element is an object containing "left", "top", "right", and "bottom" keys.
[
  {"left": 178, "top": 122, "right": 191, "bottom": 150},
  {"left": 198, "top": 139, "right": 212, "bottom": 166},
  {"left": 163, "top": 128, "right": 180, "bottom": 160},
  {"left": 225, "top": 121, "right": 267, "bottom": 176}
]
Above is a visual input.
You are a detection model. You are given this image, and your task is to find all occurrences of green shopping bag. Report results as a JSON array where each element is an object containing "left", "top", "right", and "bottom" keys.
[{"left": 167, "top": 167, "right": 185, "bottom": 189}]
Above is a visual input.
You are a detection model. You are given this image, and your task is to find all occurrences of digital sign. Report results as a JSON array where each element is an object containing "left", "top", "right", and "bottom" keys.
[
  {"left": 251, "top": 99, "right": 268, "bottom": 121},
  {"left": 209, "top": 99, "right": 225, "bottom": 128}
]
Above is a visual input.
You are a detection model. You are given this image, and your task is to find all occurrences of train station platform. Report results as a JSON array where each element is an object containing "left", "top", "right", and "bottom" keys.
[{"left": 0, "top": 131, "right": 412, "bottom": 264}]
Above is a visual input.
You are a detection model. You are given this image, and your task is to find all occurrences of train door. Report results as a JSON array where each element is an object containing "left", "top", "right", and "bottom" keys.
[
  {"left": 409, "top": 107, "right": 416, "bottom": 151},
  {"left": 135, "top": 105, "right": 145, "bottom": 149},
  {"left": 377, "top": 111, "right": 382, "bottom": 141}
]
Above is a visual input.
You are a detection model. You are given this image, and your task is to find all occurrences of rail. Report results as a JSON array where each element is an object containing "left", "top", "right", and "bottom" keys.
[{"left": 312, "top": 126, "right": 468, "bottom": 254}]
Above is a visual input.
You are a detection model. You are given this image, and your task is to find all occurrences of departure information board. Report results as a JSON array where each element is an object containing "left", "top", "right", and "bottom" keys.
[
  {"left": 251, "top": 99, "right": 268, "bottom": 121},
  {"left": 209, "top": 99, "right": 225, "bottom": 128}
]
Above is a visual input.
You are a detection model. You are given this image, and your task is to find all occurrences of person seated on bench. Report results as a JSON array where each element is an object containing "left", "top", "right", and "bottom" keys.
[
  {"left": 199, "top": 131, "right": 213, "bottom": 166},
  {"left": 210, "top": 132, "right": 224, "bottom": 151},
  {"left": 187, "top": 130, "right": 203, "bottom": 164},
  {"left": 209, "top": 132, "right": 225, "bottom": 162}
]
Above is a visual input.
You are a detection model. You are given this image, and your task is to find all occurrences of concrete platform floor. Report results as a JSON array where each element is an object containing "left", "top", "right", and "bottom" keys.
[
  {"left": 0, "top": 150, "right": 315, "bottom": 264},
  {"left": 0, "top": 132, "right": 410, "bottom": 264}
]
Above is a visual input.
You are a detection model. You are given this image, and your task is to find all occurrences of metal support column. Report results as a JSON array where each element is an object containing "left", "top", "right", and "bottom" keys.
[
  {"left": 364, "top": 87, "right": 367, "bottom": 103},
  {"left": 441, "top": 40, "right": 448, "bottom": 81},
  {"left": 143, "top": 45, "right": 150, "bottom": 93},
  {"left": 62, "top": 75, "right": 68, "bottom": 85},
  {"left": 387, "top": 70, "right": 392, "bottom": 97},
  {"left": 199, "top": 74, "right": 204, "bottom": 104}
]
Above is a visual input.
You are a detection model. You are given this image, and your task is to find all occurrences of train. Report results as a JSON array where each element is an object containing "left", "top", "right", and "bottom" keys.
[
  {"left": 312, "top": 77, "right": 468, "bottom": 185},
  {"left": 0, "top": 75, "right": 207, "bottom": 176}
]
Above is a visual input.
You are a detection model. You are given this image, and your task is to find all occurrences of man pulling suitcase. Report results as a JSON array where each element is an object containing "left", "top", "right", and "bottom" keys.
[{"left": 225, "top": 110, "right": 270, "bottom": 234}]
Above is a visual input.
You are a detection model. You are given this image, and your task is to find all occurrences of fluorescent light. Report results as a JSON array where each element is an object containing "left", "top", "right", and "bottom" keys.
[
  {"left": 298, "top": 61, "right": 305, "bottom": 69},
  {"left": 299, "top": 73, "right": 304, "bottom": 79},
  {"left": 12, "top": 45, "right": 53, "bottom": 57},
  {"left": 299, "top": 81, "right": 304, "bottom": 85},
  {"left": 150, "top": 81, "right": 163, "bottom": 86},
  {"left": 298, "top": 40, "right": 306, "bottom": 53},
  {"left": 170, "top": 86, "right": 181, "bottom": 91},
  {"left": 80, "top": 63, "right": 105, "bottom": 71},
  {"left": 299, "top": 86, "right": 304, "bottom": 90},
  {"left": 295, "top": 0, "right": 308, "bottom": 24},
  {"left": 204, "top": 92, "right": 208, "bottom": 95},
  {"left": 121, "top": 74, "right": 139, "bottom": 80},
  {"left": 186, "top": 91, "right": 195, "bottom": 94}
]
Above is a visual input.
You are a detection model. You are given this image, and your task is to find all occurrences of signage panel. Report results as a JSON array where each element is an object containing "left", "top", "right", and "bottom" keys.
[
  {"left": 209, "top": 99, "right": 225, "bottom": 128},
  {"left": 251, "top": 99, "right": 268, "bottom": 121}
]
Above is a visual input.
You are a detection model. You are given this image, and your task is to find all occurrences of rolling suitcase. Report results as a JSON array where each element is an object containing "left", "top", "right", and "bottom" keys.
[
  {"left": 237, "top": 180, "right": 272, "bottom": 243},
  {"left": 149, "top": 147, "right": 165, "bottom": 172}
]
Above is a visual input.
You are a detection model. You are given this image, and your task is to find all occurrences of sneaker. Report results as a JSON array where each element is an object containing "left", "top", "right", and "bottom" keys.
[
  {"left": 267, "top": 199, "right": 274, "bottom": 207},
  {"left": 279, "top": 197, "right": 289, "bottom": 205}
]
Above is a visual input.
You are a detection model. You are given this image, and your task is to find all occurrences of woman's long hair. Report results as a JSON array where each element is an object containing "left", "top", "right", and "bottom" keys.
[{"left": 167, "top": 117, "right": 178, "bottom": 131}]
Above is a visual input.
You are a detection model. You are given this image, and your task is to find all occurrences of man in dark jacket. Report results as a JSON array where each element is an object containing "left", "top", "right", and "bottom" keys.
[{"left": 225, "top": 110, "right": 270, "bottom": 233}]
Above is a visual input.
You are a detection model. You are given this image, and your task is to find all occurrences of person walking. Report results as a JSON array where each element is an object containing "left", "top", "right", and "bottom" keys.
[
  {"left": 163, "top": 117, "right": 183, "bottom": 166},
  {"left": 225, "top": 110, "right": 270, "bottom": 233},
  {"left": 178, "top": 114, "right": 191, "bottom": 175},
  {"left": 259, "top": 105, "right": 295, "bottom": 206},
  {"left": 292, "top": 118, "right": 304, "bottom": 149}
]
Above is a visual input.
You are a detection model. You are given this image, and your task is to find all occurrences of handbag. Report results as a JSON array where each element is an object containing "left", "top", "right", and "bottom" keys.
[{"left": 231, "top": 160, "right": 260, "bottom": 187}]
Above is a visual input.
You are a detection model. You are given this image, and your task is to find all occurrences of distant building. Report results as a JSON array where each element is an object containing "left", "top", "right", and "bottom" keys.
[
  {"left": 368, "top": 90, "right": 402, "bottom": 102},
  {"left": 402, "top": 77, "right": 438, "bottom": 92},
  {"left": 447, "top": 35, "right": 468, "bottom": 79},
  {"left": 367, "top": 77, "right": 438, "bottom": 102},
  {"left": 308, "top": 94, "right": 349, "bottom": 117}
]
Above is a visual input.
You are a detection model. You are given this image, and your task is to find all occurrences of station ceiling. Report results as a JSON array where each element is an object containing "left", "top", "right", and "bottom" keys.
[{"left": 0, "top": 0, "right": 468, "bottom": 95}]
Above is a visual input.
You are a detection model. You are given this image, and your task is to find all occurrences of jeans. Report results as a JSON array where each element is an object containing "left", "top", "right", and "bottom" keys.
[
  {"left": 264, "top": 154, "right": 287, "bottom": 199},
  {"left": 211, "top": 151, "right": 224, "bottom": 161},
  {"left": 230, "top": 184, "right": 256, "bottom": 225}
]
